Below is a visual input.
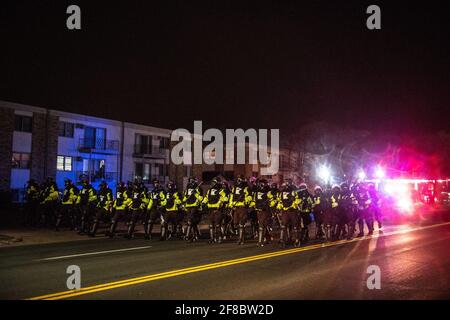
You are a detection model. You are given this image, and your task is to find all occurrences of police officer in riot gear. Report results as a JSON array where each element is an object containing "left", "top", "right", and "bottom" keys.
[
  {"left": 126, "top": 183, "right": 146, "bottom": 239},
  {"left": 90, "top": 181, "right": 113, "bottom": 237},
  {"left": 56, "top": 179, "right": 78, "bottom": 231},
  {"left": 270, "top": 182, "right": 281, "bottom": 230},
  {"left": 160, "top": 181, "right": 182, "bottom": 240},
  {"left": 183, "top": 177, "right": 203, "bottom": 242},
  {"left": 202, "top": 177, "right": 226, "bottom": 243},
  {"left": 328, "top": 185, "right": 341, "bottom": 241},
  {"left": 340, "top": 182, "right": 356, "bottom": 240},
  {"left": 145, "top": 179, "right": 166, "bottom": 239},
  {"left": 277, "top": 180, "right": 301, "bottom": 247},
  {"left": 221, "top": 180, "right": 234, "bottom": 240},
  {"left": 39, "top": 177, "right": 59, "bottom": 228},
  {"left": 312, "top": 186, "right": 326, "bottom": 240},
  {"left": 252, "top": 179, "right": 276, "bottom": 247},
  {"left": 248, "top": 176, "right": 259, "bottom": 239},
  {"left": 355, "top": 184, "right": 374, "bottom": 236},
  {"left": 229, "top": 175, "right": 252, "bottom": 245},
  {"left": 368, "top": 184, "right": 382, "bottom": 229},
  {"left": 109, "top": 182, "right": 131, "bottom": 238},
  {"left": 298, "top": 183, "right": 314, "bottom": 244},
  {"left": 77, "top": 179, "right": 97, "bottom": 234}
]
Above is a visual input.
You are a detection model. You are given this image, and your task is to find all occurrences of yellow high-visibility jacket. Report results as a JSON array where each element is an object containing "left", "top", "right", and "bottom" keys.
[
  {"left": 182, "top": 187, "right": 203, "bottom": 208},
  {"left": 42, "top": 185, "right": 59, "bottom": 203},
  {"left": 202, "top": 186, "right": 226, "bottom": 209},
  {"left": 276, "top": 190, "right": 300, "bottom": 211},
  {"left": 161, "top": 191, "right": 181, "bottom": 212},
  {"left": 113, "top": 189, "right": 131, "bottom": 210},
  {"left": 61, "top": 186, "right": 78, "bottom": 205},
  {"left": 229, "top": 186, "right": 252, "bottom": 208}
]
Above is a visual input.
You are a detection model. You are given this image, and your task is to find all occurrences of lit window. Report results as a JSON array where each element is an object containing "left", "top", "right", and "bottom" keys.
[
  {"left": 57, "top": 156, "right": 73, "bottom": 171},
  {"left": 12, "top": 153, "right": 31, "bottom": 169}
]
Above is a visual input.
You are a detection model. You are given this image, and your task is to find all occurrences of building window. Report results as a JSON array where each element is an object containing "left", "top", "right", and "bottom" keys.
[
  {"left": 59, "top": 121, "right": 74, "bottom": 137},
  {"left": 159, "top": 137, "right": 169, "bottom": 149},
  {"left": 14, "top": 115, "right": 32, "bottom": 133},
  {"left": 57, "top": 156, "right": 72, "bottom": 171},
  {"left": 12, "top": 153, "right": 31, "bottom": 169}
]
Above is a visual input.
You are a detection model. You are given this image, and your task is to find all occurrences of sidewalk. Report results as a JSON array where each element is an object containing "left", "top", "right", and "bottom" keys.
[{"left": 0, "top": 228, "right": 101, "bottom": 247}]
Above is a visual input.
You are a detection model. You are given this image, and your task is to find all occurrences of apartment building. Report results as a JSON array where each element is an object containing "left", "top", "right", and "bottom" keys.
[
  {"left": 0, "top": 101, "right": 172, "bottom": 201},
  {"left": 0, "top": 100, "right": 300, "bottom": 202}
]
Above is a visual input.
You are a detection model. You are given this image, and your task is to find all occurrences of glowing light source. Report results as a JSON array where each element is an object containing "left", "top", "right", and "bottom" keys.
[
  {"left": 357, "top": 170, "right": 366, "bottom": 181},
  {"left": 375, "top": 166, "right": 385, "bottom": 179},
  {"left": 317, "top": 165, "right": 331, "bottom": 184},
  {"left": 397, "top": 197, "right": 413, "bottom": 214}
]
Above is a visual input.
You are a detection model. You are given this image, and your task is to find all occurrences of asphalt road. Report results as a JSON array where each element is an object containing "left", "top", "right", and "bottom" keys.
[{"left": 1, "top": 218, "right": 449, "bottom": 300}]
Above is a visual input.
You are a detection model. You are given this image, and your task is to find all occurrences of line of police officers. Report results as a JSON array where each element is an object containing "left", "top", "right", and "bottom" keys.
[{"left": 23, "top": 175, "right": 382, "bottom": 247}]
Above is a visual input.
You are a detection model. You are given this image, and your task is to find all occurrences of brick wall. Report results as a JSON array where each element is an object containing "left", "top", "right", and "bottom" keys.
[
  {"left": 30, "top": 112, "right": 59, "bottom": 182},
  {"left": 0, "top": 107, "right": 14, "bottom": 191}
]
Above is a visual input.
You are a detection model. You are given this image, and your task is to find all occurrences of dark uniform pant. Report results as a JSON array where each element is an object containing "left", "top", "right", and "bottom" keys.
[
  {"left": 109, "top": 208, "right": 127, "bottom": 236},
  {"left": 56, "top": 204, "right": 76, "bottom": 230},
  {"left": 185, "top": 207, "right": 202, "bottom": 241},
  {"left": 126, "top": 208, "right": 142, "bottom": 238},
  {"left": 233, "top": 207, "right": 248, "bottom": 244},
  {"left": 313, "top": 210, "right": 325, "bottom": 239},
  {"left": 300, "top": 212, "right": 311, "bottom": 242},
  {"left": 357, "top": 208, "right": 374, "bottom": 236},
  {"left": 90, "top": 207, "right": 110, "bottom": 236},
  {"left": 280, "top": 210, "right": 300, "bottom": 245},
  {"left": 161, "top": 210, "right": 179, "bottom": 239},
  {"left": 144, "top": 208, "right": 161, "bottom": 239},
  {"left": 207, "top": 209, "right": 224, "bottom": 242},
  {"left": 39, "top": 201, "right": 57, "bottom": 227},
  {"left": 256, "top": 210, "right": 271, "bottom": 245},
  {"left": 78, "top": 202, "right": 96, "bottom": 234}
]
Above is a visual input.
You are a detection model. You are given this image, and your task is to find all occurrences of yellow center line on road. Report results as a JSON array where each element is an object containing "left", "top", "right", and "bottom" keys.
[{"left": 27, "top": 221, "right": 450, "bottom": 300}]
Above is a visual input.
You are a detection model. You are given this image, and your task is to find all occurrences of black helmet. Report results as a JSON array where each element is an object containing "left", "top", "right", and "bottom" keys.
[
  {"left": 281, "top": 181, "right": 292, "bottom": 191},
  {"left": 64, "top": 178, "right": 72, "bottom": 186},
  {"left": 211, "top": 176, "right": 221, "bottom": 187},
  {"left": 187, "top": 176, "right": 198, "bottom": 188},
  {"left": 99, "top": 180, "right": 107, "bottom": 189},
  {"left": 82, "top": 178, "right": 89, "bottom": 186},
  {"left": 167, "top": 181, "right": 176, "bottom": 192},
  {"left": 258, "top": 178, "right": 268, "bottom": 189},
  {"left": 340, "top": 182, "right": 349, "bottom": 190},
  {"left": 117, "top": 181, "right": 126, "bottom": 189},
  {"left": 236, "top": 175, "right": 246, "bottom": 185}
]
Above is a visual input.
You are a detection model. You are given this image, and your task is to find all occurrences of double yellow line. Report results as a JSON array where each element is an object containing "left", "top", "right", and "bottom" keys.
[{"left": 28, "top": 221, "right": 450, "bottom": 300}]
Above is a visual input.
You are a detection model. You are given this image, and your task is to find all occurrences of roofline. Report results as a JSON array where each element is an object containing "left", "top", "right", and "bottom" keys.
[{"left": 0, "top": 100, "right": 173, "bottom": 134}]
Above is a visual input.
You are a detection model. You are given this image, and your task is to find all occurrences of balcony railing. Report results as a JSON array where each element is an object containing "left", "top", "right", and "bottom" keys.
[
  {"left": 78, "top": 138, "right": 119, "bottom": 153},
  {"left": 76, "top": 171, "right": 117, "bottom": 182},
  {"left": 133, "top": 144, "right": 167, "bottom": 157}
]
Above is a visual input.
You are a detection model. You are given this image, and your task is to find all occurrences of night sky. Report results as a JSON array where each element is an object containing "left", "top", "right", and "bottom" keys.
[{"left": 0, "top": 0, "right": 448, "bottom": 135}]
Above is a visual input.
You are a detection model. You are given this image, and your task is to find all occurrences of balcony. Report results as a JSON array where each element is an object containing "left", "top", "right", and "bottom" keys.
[
  {"left": 78, "top": 138, "right": 119, "bottom": 154},
  {"left": 76, "top": 171, "right": 117, "bottom": 182},
  {"left": 133, "top": 144, "right": 167, "bottom": 158}
]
